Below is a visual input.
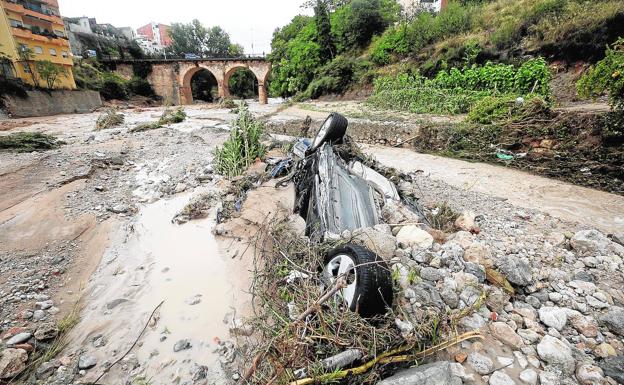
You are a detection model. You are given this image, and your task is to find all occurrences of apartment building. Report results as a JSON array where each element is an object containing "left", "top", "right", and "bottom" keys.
[{"left": 0, "top": 0, "right": 75, "bottom": 89}]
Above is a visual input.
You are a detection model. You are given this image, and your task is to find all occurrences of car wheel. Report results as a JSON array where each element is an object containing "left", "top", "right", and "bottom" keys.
[
  {"left": 322, "top": 244, "right": 393, "bottom": 317},
  {"left": 310, "top": 113, "right": 348, "bottom": 152}
]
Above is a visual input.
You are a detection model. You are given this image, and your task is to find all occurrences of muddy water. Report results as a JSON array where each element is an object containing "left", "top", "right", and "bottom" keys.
[
  {"left": 67, "top": 191, "right": 242, "bottom": 384},
  {"left": 364, "top": 145, "right": 624, "bottom": 234}
]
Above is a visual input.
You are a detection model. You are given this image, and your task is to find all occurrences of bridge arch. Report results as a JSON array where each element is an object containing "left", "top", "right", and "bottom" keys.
[
  {"left": 180, "top": 65, "right": 223, "bottom": 105},
  {"left": 223, "top": 63, "right": 270, "bottom": 103}
]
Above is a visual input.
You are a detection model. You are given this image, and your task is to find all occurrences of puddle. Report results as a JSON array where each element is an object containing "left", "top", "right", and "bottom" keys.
[{"left": 66, "top": 190, "right": 244, "bottom": 383}]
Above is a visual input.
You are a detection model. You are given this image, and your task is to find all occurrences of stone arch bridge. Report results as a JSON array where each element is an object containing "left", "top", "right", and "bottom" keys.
[{"left": 104, "top": 58, "right": 271, "bottom": 105}]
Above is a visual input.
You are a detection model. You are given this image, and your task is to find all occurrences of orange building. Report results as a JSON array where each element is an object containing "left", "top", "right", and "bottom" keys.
[{"left": 0, "top": 0, "right": 76, "bottom": 89}]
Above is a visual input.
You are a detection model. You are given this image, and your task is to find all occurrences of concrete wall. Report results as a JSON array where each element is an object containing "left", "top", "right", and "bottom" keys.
[{"left": 2, "top": 90, "right": 102, "bottom": 118}]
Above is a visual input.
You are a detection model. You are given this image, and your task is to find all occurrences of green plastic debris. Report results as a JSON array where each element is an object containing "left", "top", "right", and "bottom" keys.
[{"left": 496, "top": 153, "right": 514, "bottom": 161}]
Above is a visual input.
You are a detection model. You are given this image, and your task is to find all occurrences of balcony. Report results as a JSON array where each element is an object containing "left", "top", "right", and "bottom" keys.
[
  {"left": 2, "top": 0, "right": 63, "bottom": 26},
  {"left": 12, "top": 26, "right": 69, "bottom": 47}
]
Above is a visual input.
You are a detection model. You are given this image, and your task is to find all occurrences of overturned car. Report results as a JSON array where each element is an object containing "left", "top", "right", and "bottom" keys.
[{"left": 281, "top": 113, "right": 420, "bottom": 317}]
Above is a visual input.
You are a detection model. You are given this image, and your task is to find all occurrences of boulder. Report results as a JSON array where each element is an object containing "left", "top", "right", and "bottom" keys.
[
  {"left": 396, "top": 226, "right": 434, "bottom": 249},
  {"left": 78, "top": 355, "right": 97, "bottom": 370},
  {"left": 0, "top": 349, "right": 28, "bottom": 379},
  {"left": 455, "top": 211, "right": 480, "bottom": 234},
  {"left": 597, "top": 355, "right": 624, "bottom": 384},
  {"left": 490, "top": 322, "right": 524, "bottom": 349},
  {"left": 463, "top": 243, "right": 494, "bottom": 268},
  {"left": 467, "top": 352, "right": 493, "bottom": 375},
  {"left": 571, "top": 230, "right": 624, "bottom": 256},
  {"left": 353, "top": 227, "right": 397, "bottom": 259},
  {"left": 536, "top": 336, "right": 575, "bottom": 375},
  {"left": 498, "top": 256, "right": 533, "bottom": 286},
  {"left": 5, "top": 333, "right": 31, "bottom": 346},
  {"left": 538, "top": 307, "right": 568, "bottom": 331},
  {"left": 575, "top": 364, "right": 604, "bottom": 385},
  {"left": 599, "top": 307, "right": 624, "bottom": 336},
  {"left": 34, "top": 323, "right": 59, "bottom": 341}
]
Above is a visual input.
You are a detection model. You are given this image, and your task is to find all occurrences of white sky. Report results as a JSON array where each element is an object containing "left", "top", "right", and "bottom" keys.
[{"left": 57, "top": 0, "right": 313, "bottom": 54}]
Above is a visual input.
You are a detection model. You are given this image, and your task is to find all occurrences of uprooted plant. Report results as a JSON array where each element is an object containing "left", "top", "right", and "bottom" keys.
[
  {"left": 129, "top": 107, "right": 187, "bottom": 133},
  {"left": 95, "top": 108, "right": 125, "bottom": 130},
  {"left": 214, "top": 104, "right": 266, "bottom": 177},
  {"left": 0, "top": 132, "right": 61, "bottom": 152},
  {"left": 236, "top": 217, "right": 482, "bottom": 385}
]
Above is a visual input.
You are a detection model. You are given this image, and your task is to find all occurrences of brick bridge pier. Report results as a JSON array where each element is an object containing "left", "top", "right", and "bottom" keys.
[{"left": 105, "top": 58, "right": 272, "bottom": 105}]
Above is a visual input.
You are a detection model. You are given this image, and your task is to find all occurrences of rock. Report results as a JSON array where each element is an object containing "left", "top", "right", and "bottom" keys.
[
  {"left": 173, "top": 339, "right": 192, "bottom": 352},
  {"left": 35, "top": 361, "right": 58, "bottom": 379},
  {"left": 497, "top": 356, "right": 514, "bottom": 367},
  {"left": 106, "top": 298, "right": 129, "bottom": 310},
  {"left": 395, "top": 318, "right": 414, "bottom": 336},
  {"left": 597, "top": 355, "right": 624, "bottom": 384},
  {"left": 396, "top": 226, "right": 434, "bottom": 249},
  {"left": 518, "top": 329, "right": 541, "bottom": 344},
  {"left": 109, "top": 204, "right": 130, "bottom": 214},
  {"left": 6, "top": 332, "right": 32, "bottom": 345},
  {"left": 411, "top": 282, "right": 444, "bottom": 308},
  {"left": 571, "top": 230, "right": 624, "bottom": 255},
  {"left": 420, "top": 267, "right": 443, "bottom": 282},
  {"left": 514, "top": 351, "right": 528, "bottom": 369},
  {"left": 538, "top": 307, "right": 568, "bottom": 331},
  {"left": 593, "top": 343, "right": 616, "bottom": 358},
  {"left": 440, "top": 285, "right": 460, "bottom": 309},
  {"left": 575, "top": 364, "right": 604, "bottom": 385},
  {"left": 498, "top": 256, "right": 533, "bottom": 286},
  {"left": 190, "top": 363, "right": 208, "bottom": 381},
  {"left": 461, "top": 313, "right": 486, "bottom": 330},
  {"left": 489, "top": 370, "right": 516, "bottom": 385},
  {"left": 599, "top": 307, "right": 624, "bottom": 336},
  {"left": 450, "top": 362, "right": 473, "bottom": 381},
  {"left": 519, "top": 369, "right": 537, "bottom": 385},
  {"left": 538, "top": 370, "right": 560, "bottom": 385},
  {"left": 536, "top": 336, "right": 575, "bottom": 375},
  {"left": 353, "top": 228, "right": 397, "bottom": 258},
  {"left": 455, "top": 211, "right": 480, "bottom": 234},
  {"left": 464, "top": 243, "right": 493, "bottom": 268},
  {"left": 486, "top": 287, "right": 510, "bottom": 313},
  {"left": 321, "top": 349, "right": 363, "bottom": 371},
  {"left": 570, "top": 314, "right": 598, "bottom": 338},
  {"left": 0, "top": 348, "right": 28, "bottom": 379},
  {"left": 33, "top": 310, "right": 45, "bottom": 320},
  {"left": 185, "top": 294, "right": 202, "bottom": 306},
  {"left": 78, "top": 355, "right": 97, "bottom": 370},
  {"left": 490, "top": 322, "right": 524, "bottom": 349},
  {"left": 34, "top": 323, "right": 59, "bottom": 341},
  {"left": 35, "top": 300, "right": 53, "bottom": 310},
  {"left": 468, "top": 352, "right": 494, "bottom": 375},
  {"left": 376, "top": 361, "right": 459, "bottom": 385}
]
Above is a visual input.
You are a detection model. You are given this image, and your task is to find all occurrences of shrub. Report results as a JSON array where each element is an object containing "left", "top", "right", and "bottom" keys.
[
  {"left": 127, "top": 76, "right": 156, "bottom": 98},
  {"left": 0, "top": 77, "right": 28, "bottom": 99},
  {"left": 95, "top": 109, "right": 125, "bottom": 130},
  {"left": 467, "top": 94, "right": 549, "bottom": 124},
  {"left": 578, "top": 38, "right": 624, "bottom": 111},
  {"left": 214, "top": 104, "right": 266, "bottom": 177},
  {"left": 158, "top": 107, "right": 186, "bottom": 125},
  {"left": 302, "top": 56, "right": 368, "bottom": 99},
  {"left": 100, "top": 72, "right": 128, "bottom": 100}
]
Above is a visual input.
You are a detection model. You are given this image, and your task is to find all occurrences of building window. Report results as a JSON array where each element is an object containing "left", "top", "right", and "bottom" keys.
[
  {"left": 22, "top": 63, "right": 31, "bottom": 73},
  {"left": 61, "top": 51, "right": 68, "bottom": 58},
  {"left": 9, "top": 19, "right": 23, "bottom": 28},
  {"left": 49, "top": 48, "right": 57, "bottom": 56},
  {"left": 34, "top": 46, "right": 43, "bottom": 54}
]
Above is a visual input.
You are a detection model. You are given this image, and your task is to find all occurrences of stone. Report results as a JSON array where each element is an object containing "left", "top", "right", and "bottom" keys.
[
  {"left": 575, "top": 364, "right": 604, "bottom": 385},
  {"left": 517, "top": 329, "right": 541, "bottom": 344},
  {"left": 519, "top": 369, "right": 537, "bottom": 385},
  {"left": 78, "top": 355, "right": 97, "bottom": 370},
  {"left": 570, "top": 315, "right": 598, "bottom": 338},
  {"left": 32, "top": 310, "right": 45, "bottom": 320},
  {"left": 514, "top": 351, "right": 528, "bottom": 369},
  {"left": 489, "top": 370, "right": 516, "bottom": 385},
  {"left": 599, "top": 307, "right": 624, "bottom": 336},
  {"left": 376, "top": 361, "right": 459, "bottom": 385},
  {"left": 353, "top": 228, "right": 397, "bottom": 259},
  {"left": 593, "top": 343, "right": 616, "bottom": 358},
  {"left": 441, "top": 285, "right": 460, "bottom": 309},
  {"left": 464, "top": 243, "right": 493, "bottom": 268},
  {"left": 538, "top": 307, "right": 568, "bottom": 331},
  {"left": 490, "top": 322, "right": 524, "bottom": 349},
  {"left": 461, "top": 313, "right": 486, "bottom": 330},
  {"left": 536, "top": 335, "right": 575, "bottom": 375},
  {"left": 185, "top": 295, "right": 202, "bottom": 306},
  {"left": 455, "top": 211, "right": 479, "bottom": 234},
  {"left": 396, "top": 226, "right": 434, "bottom": 249},
  {"left": 571, "top": 230, "right": 624, "bottom": 255},
  {"left": 34, "top": 323, "right": 59, "bottom": 341},
  {"left": 497, "top": 356, "right": 514, "bottom": 367},
  {"left": 420, "top": 267, "right": 443, "bottom": 282},
  {"left": 597, "top": 355, "right": 624, "bottom": 384},
  {"left": 5, "top": 332, "right": 32, "bottom": 346},
  {"left": 109, "top": 204, "right": 130, "bottom": 214},
  {"left": 173, "top": 339, "right": 192, "bottom": 352},
  {"left": 411, "top": 282, "right": 444, "bottom": 308},
  {"left": 486, "top": 287, "right": 510, "bottom": 313},
  {"left": 0, "top": 349, "right": 28, "bottom": 379},
  {"left": 498, "top": 256, "right": 533, "bottom": 286},
  {"left": 468, "top": 352, "right": 494, "bottom": 375},
  {"left": 449, "top": 362, "right": 473, "bottom": 381},
  {"left": 35, "top": 300, "right": 53, "bottom": 310},
  {"left": 538, "top": 370, "right": 560, "bottom": 385},
  {"left": 586, "top": 295, "right": 608, "bottom": 309}
]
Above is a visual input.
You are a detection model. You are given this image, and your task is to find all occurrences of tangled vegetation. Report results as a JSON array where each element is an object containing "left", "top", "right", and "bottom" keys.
[
  {"left": 73, "top": 59, "right": 158, "bottom": 101},
  {"left": 0, "top": 132, "right": 60, "bottom": 152},
  {"left": 95, "top": 109, "right": 125, "bottom": 130},
  {"left": 129, "top": 107, "right": 187, "bottom": 132},
  {"left": 578, "top": 37, "right": 624, "bottom": 111},
  {"left": 214, "top": 104, "right": 266, "bottom": 177}
]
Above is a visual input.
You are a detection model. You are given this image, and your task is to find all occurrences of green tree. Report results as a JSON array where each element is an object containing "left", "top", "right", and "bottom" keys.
[
  {"left": 35, "top": 60, "right": 67, "bottom": 89},
  {"left": 333, "top": 0, "right": 398, "bottom": 52},
  {"left": 17, "top": 46, "right": 38, "bottom": 87},
  {"left": 168, "top": 20, "right": 242, "bottom": 57},
  {"left": 315, "top": 0, "right": 335, "bottom": 62}
]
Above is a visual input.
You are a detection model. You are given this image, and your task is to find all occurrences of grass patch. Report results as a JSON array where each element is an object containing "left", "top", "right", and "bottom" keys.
[
  {"left": 214, "top": 104, "right": 266, "bottom": 177},
  {"left": 95, "top": 108, "right": 125, "bottom": 130},
  {"left": 0, "top": 132, "right": 60, "bottom": 152},
  {"left": 129, "top": 107, "right": 187, "bottom": 133}
]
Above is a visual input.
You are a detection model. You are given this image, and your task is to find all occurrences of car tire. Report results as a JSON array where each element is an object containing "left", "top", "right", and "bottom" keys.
[
  {"left": 322, "top": 244, "right": 393, "bottom": 317},
  {"left": 310, "top": 113, "right": 348, "bottom": 152}
]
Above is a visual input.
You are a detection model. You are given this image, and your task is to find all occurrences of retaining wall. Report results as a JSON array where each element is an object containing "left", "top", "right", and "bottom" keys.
[{"left": 2, "top": 90, "right": 102, "bottom": 118}]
